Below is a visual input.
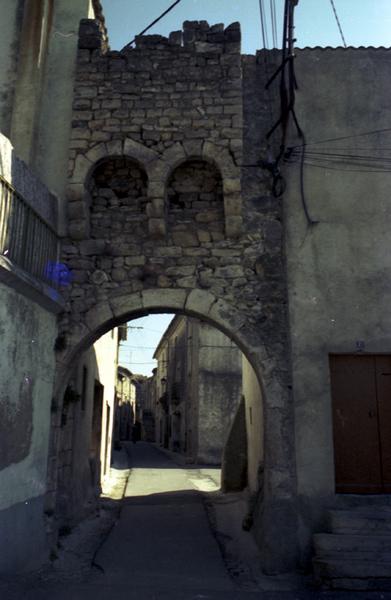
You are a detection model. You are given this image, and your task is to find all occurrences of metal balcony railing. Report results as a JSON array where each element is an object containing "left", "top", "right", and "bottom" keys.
[{"left": 0, "top": 174, "right": 60, "bottom": 288}]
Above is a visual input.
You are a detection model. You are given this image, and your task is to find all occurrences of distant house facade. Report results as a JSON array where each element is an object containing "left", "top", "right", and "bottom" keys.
[
  {"left": 115, "top": 366, "right": 136, "bottom": 443},
  {"left": 145, "top": 316, "right": 242, "bottom": 465},
  {"left": 56, "top": 324, "right": 127, "bottom": 528}
]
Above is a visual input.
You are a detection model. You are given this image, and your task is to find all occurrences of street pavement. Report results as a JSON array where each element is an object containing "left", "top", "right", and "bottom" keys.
[{"left": 2, "top": 442, "right": 391, "bottom": 599}]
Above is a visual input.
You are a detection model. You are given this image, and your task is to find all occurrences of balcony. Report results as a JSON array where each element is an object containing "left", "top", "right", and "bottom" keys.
[{"left": 0, "top": 133, "right": 64, "bottom": 312}]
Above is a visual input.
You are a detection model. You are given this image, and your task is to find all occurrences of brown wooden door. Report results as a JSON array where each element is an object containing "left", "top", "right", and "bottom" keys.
[
  {"left": 375, "top": 356, "right": 391, "bottom": 492},
  {"left": 330, "top": 354, "right": 391, "bottom": 494}
]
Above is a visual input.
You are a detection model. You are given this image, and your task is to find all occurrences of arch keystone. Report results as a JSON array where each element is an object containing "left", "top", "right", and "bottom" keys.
[
  {"left": 162, "top": 142, "right": 186, "bottom": 165},
  {"left": 106, "top": 139, "right": 124, "bottom": 156},
  {"left": 123, "top": 137, "right": 159, "bottom": 164},
  {"left": 141, "top": 288, "right": 188, "bottom": 311}
]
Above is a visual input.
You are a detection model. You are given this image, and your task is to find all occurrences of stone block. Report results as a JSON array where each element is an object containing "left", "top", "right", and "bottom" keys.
[
  {"left": 67, "top": 201, "right": 87, "bottom": 220},
  {"left": 215, "top": 265, "right": 245, "bottom": 278},
  {"left": 142, "top": 288, "right": 188, "bottom": 311},
  {"left": 197, "top": 230, "right": 211, "bottom": 243},
  {"left": 225, "top": 216, "right": 242, "bottom": 238},
  {"left": 67, "top": 184, "right": 85, "bottom": 203},
  {"left": 224, "top": 195, "right": 242, "bottom": 217},
  {"left": 157, "top": 275, "right": 172, "bottom": 287},
  {"left": 71, "top": 154, "right": 93, "bottom": 184},
  {"left": 177, "top": 276, "right": 197, "bottom": 288},
  {"left": 148, "top": 180, "right": 165, "bottom": 198},
  {"left": 124, "top": 137, "right": 159, "bottom": 164},
  {"left": 185, "top": 289, "right": 216, "bottom": 316},
  {"left": 223, "top": 178, "right": 241, "bottom": 194},
  {"left": 75, "top": 86, "right": 98, "bottom": 99},
  {"left": 68, "top": 220, "right": 89, "bottom": 241},
  {"left": 172, "top": 231, "right": 199, "bottom": 247},
  {"left": 102, "top": 99, "right": 121, "bottom": 109},
  {"left": 148, "top": 218, "right": 166, "bottom": 238},
  {"left": 106, "top": 139, "right": 124, "bottom": 156},
  {"left": 166, "top": 266, "right": 196, "bottom": 277},
  {"left": 111, "top": 268, "right": 127, "bottom": 282},
  {"left": 124, "top": 256, "right": 146, "bottom": 266},
  {"left": 85, "top": 301, "right": 113, "bottom": 332},
  {"left": 162, "top": 142, "right": 186, "bottom": 165},
  {"left": 90, "top": 270, "right": 109, "bottom": 285},
  {"left": 169, "top": 31, "right": 182, "bottom": 45},
  {"left": 85, "top": 142, "right": 108, "bottom": 164},
  {"left": 154, "top": 247, "right": 183, "bottom": 258},
  {"left": 183, "top": 140, "right": 203, "bottom": 158},
  {"left": 91, "top": 131, "right": 111, "bottom": 142},
  {"left": 208, "top": 297, "right": 246, "bottom": 334},
  {"left": 80, "top": 239, "right": 106, "bottom": 256},
  {"left": 109, "top": 292, "right": 143, "bottom": 319}
]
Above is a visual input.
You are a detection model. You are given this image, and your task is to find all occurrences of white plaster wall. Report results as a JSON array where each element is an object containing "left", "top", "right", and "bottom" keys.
[
  {"left": 94, "top": 328, "right": 119, "bottom": 480},
  {"left": 242, "top": 355, "right": 263, "bottom": 493},
  {"left": 35, "top": 0, "right": 95, "bottom": 233},
  {"left": 284, "top": 48, "right": 391, "bottom": 542},
  {"left": 0, "top": 0, "right": 22, "bottom": 136},
  {"left": 0, "top": 1, "right": 96, "bottom": 232},
  {"left": 0, "top": 283, "right": 57, "bottom": 511}
]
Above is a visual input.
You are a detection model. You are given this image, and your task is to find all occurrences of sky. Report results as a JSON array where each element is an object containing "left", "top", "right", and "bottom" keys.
[
  {"left": 106, "top": 0, "right": 390, "bottom": 374},
  {"left": 101, "top": 0, "right": 391, "bottom": 53},
  {"left": 118, "top": 314, "right": 174, "bottom": 375}
]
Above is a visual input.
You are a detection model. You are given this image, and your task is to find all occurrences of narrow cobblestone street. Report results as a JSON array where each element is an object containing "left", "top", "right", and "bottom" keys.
[{"left": 1, "top": 443, "right": 391, "bottom": 600}]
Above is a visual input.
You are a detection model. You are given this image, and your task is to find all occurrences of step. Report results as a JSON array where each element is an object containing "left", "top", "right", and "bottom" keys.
[
  {"left": 329, "top": 508, "right": 391, "bottom": 535},
  {"left": 313, "top": 557, "right": 391, "bottom": 581},
  {"left": 314, "top": 533, "right": 391, "bottom": 558},
  {"left": 314, "top": 573, "right": 391, "bottom": 592}
]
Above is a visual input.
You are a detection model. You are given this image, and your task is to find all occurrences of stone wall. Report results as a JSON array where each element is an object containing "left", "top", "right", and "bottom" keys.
[{"left": 51, "top": 19, "right": 296, "bottom": 573}]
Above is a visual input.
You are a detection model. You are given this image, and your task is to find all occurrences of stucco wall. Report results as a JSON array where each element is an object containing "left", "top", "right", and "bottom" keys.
[
  {"left": 197, "top": 321, "right": 242, "bottom": 464},
  {"left": 56, "top": 328, "right": 118, "bottom": 526},
  {"left": 0, "top": 1, "right": 99, "bottom": 233},
  {"left": 94, "top": 329, "right": 118, "bottom": 480},
  {"left": 242, "top": 355, "right": 263, "bottom": 493},
  {"left": 283, "top": 47, "right": 391, "bottom": 555},
  {"left": 35, "top": 0, "right": 99, "bottom": 232},
  {"left": 0, "top": 282, "right": 57, "bottom": 573},
  {"left": 0, "top": 0, "right": 23, "bottom": 137}
]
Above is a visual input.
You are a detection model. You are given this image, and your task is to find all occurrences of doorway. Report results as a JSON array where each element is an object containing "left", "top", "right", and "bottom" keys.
[{"left": 330, "top": 354, "right": 391, "bottom": 493}]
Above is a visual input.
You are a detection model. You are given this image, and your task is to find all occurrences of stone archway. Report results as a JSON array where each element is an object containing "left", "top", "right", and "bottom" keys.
[{"left": 50, "top": 285, "right": 297, "bottom": 573}]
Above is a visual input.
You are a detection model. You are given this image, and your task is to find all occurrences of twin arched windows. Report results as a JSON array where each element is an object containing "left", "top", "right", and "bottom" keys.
[{"left": 88, "top": 156, "right": 224, "bottom": 242}]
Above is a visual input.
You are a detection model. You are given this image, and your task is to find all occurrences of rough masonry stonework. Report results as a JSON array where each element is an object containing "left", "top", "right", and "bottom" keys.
[{"left": 50, "top": 19, "right": 297, "bottom": 573}]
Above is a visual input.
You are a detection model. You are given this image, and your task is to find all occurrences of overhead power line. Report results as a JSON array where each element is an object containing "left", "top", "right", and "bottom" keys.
[
  {"left": 270, "top": 0, "right": 278, "bottom": 48},
  {"left": 329, "top": 0, "right": 347, "bottom": 47},
  {"left": 259, "top": 0, "right": 270, "bottom": 49},
  {"left": 122, "top": 0, "right": 183, "bottom": 50},
  {"left": 288, "top": 127, "right": 391, "bottom": 149}
]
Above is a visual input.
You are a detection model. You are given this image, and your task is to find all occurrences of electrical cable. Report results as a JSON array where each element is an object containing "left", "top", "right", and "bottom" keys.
[
  {"left": 328, "top": 0, "right": 347, "bottom": 48},
  {"left": 122, "top": 0, "right": 183, "bottom": 50},
  {"left": 270, "top": 0, "right": 278, "bottom": 48},
  {"left": 259, "top": 0, "right": 269, "bottom": 49},
  {"left": 288, "top": 127, "right": 391, "bottom": 149}
]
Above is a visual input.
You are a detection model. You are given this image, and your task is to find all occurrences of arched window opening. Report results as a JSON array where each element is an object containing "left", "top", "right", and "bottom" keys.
[
  {"left": 89, "top": 157, "right": 148, "bottom": 239},
  {"left": 167, "top": 159, "right": 224, "bottom": 243}
]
